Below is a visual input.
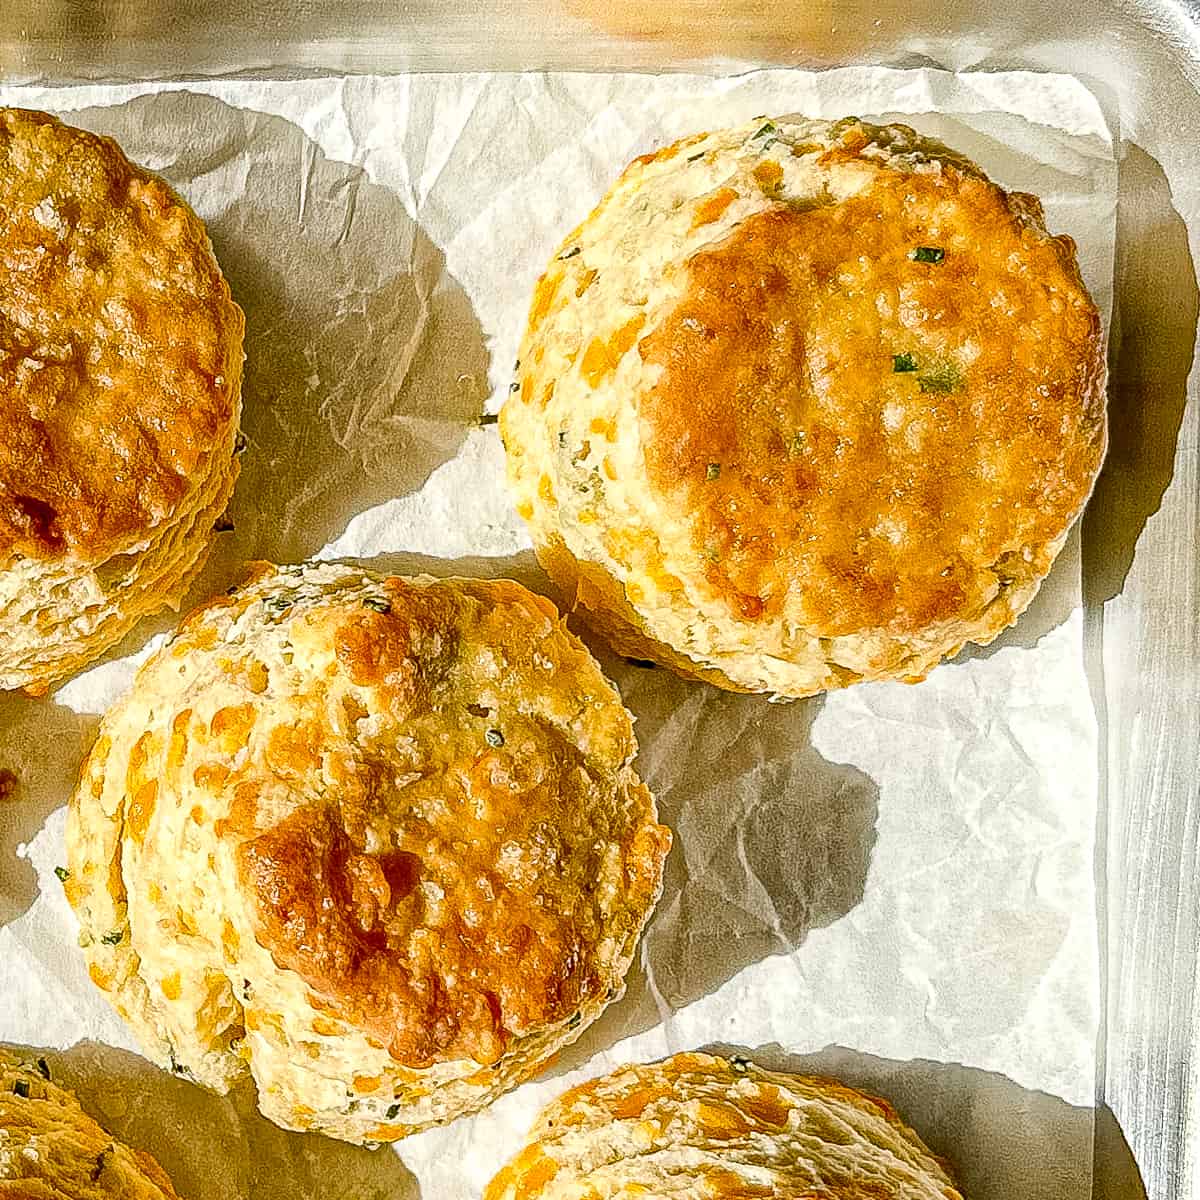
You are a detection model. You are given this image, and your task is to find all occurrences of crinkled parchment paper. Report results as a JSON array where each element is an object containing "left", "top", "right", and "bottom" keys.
[{"left": 0, "top": 67, "right": 1114, "bottom": 1200}]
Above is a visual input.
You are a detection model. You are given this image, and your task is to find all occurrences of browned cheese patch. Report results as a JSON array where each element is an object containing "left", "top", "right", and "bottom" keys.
[
  {"left": 236, "top": 576, "right": 669, "bottom": 1070},
  {"left": 0, "top": 107, "right": 242, "bottom": 563},
  {"left": 639, "top": 169, "right": 1104, "bottom": 637}
]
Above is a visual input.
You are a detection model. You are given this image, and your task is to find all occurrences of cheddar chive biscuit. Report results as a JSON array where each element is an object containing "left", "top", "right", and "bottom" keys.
[
  {"left": 502, "top": 117, "right": 1106, "bottom": 696},
  {"left": 0, "top": 107, "right": 243, "bottom": 694},
  {"left": 67, "top": 563, "right": 669, "bottom": 1143},
  {"left": 486, "top": 1051, "right": 962, "bottom": 1199}
]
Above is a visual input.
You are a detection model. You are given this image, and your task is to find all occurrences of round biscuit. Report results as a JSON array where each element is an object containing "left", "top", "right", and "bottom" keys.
[
  {"left": 66, "top": 562, "right": 670, "bottom": 1143},
  {"left": 0, "top": 107, "right": 244, "bottom": 694},
  {"left": 501, "top": 117, "right": 1106, "bottom": 696}
]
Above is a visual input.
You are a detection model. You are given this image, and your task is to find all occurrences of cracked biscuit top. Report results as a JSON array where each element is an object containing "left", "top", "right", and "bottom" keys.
[{"left": 0, "top": 107, "right": 243, "bottom": 565}]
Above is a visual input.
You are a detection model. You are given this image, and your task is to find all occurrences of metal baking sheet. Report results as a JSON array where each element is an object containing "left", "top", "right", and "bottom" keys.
[{"left": 1, "top": 4, "right": 1198, "bottom": 1199}]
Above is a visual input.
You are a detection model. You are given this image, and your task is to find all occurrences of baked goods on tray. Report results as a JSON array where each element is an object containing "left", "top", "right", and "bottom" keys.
[
  {"left": 66, "top": 562, "right": 670, "bottom": 1143},
  {"left": 502, "top": 116, "right": 1106, "bottom": 696},
  {"left": 0, "top": 1050, "right": 181, "bottom": 1198},
  {"left": 485, "top": 1051, "right": 962, "bottom": 1199},
  {"left": 0, "top": 107, "right": 244, "bottom": 695}
]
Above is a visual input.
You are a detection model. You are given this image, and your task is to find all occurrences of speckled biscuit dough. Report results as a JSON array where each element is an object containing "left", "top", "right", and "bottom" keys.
[
  {"left": 485, "top": 1051, "right": 962, "bottom": 1199},
  {"left": 0, "top": 107, "right": 244, "bottom": 695},
  {"left": 0, "top": 1052, "right": 181, "bottom": 1199},
  {"left": 66, "top": 562, "right": 670, "bottom": 1144},
  {"left": 502, "top": 117, "right": 1107, "bottom": 697}
]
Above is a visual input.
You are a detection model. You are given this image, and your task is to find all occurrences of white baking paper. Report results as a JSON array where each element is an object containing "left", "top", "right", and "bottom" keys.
[{"left": 0, "top": 67, "right": 1115, "bottom": 1200}]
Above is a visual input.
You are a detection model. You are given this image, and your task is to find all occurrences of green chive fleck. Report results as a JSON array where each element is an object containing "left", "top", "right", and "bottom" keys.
[
  {"left": 705, "top": 462, "right": 721, "bottom": 481},
  {"left": 54, "top": 866, "right": 69, "bottom": 883},
  {"left": 687, "top": 150, "right": 706, "bottom": 163},
  {"left": 13, "top": 1080, "right": 30, "bottom": 1098},
  {"left": 911, "top": 246, "right": 945, "bottom": 263},
  {"left": 558, "top": 246, "right": 582, "bottom": 260},
  {"left": 361, "top": 597, "right": 391, "bottom": 614},
  {"left": 752, "top": 120, "right": 777, "bottom": 140},
  {"left": 558, "top": 431, "right": 567, "bottom": 448},
  {"left": 485, "top": 728, "right": 505, "bottom": 748},
  {"left": 101, "top": 929, "right": 123, "bottom": 946},
  {"left": 892, "top": 353, "right": 918, "bottom": 373},
  {"left": 35, "top": 1058, "right": 50, "bottom": 1081},
  {"left": 386, "top": 1103, "right": 402, "bottom": 1119},
  {"left": 918, "top": 362, "right": 963, "bottom": 394},
  {"left": 479, "top": 412, "right": 499, "bottom": 425}
]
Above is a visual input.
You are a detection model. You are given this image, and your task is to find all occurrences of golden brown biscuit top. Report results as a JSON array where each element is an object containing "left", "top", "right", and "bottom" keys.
[
  {"left": 0, "top": 1053, "right": 180, "bottom": 1199},
  {"left": 640, "top": 159, "right": 1105, "bottom": 637},
  {"left": 0, "top": 107, "right": 243, "bottom": 564},
  {"left": 154, "top": 568, "right": 668, "bottom": 1070}
]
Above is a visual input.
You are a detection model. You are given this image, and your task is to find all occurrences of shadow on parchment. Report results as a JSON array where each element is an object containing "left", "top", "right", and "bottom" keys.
[
  {"left": 59, "top": 91, "right": 489, "bottom": 664},
  {"left": 706, "top": 1042, "right": 1139, "bottom": 1200},
  {"left": 0, "top": 693, "right": 96, "bottom": 929},
  {"left": 552, "top": 651, "right": 880, "bottom": 1075},
  {"left": 1, "top": 1041, "right": 418, "bottom": 1200},
  {"left": 1082, "top": 143, "right": 1197, "bottom": 606}
]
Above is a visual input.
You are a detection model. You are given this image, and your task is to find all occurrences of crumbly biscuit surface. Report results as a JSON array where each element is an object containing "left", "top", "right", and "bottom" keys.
[
  {"left": 485, "top": 1052, "right": 962, "bottom": 1199},
  {"left": 67, "top": 563, "right": 669, "bottom": 1142},
  {"left": 0, "top": 107, "right": 242, "bottom": 564},
  {"left": 0, "top": 1053, "right": 180, "bottom": 1199},
  {"left": 502, "top": 118, "right": 1106, "bottom": 696},
  {"left": 0, "top": 108, "right": 244, "bottom": 693}
]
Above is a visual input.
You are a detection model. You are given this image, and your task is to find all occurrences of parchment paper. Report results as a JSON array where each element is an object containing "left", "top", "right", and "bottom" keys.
[{"left": 0, "top": 68, "right": 1115, "bottom": 1200}]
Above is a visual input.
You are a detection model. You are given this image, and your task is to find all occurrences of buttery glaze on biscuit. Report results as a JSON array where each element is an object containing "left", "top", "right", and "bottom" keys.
[
  {"left": 485, "top": 1051, "right": 963, "bottom": 1200},
  {"left": 502, "top": 117, "right": 1106, "bottom": 696},
  {"left": 67, "top": 563, "right": 669, "bottom": 1143},
  {"left": 0, "top": 1052, "right": 181, "bottom": 1199},
  {"left": 0, "top": 107, "right": 243, "bottom": 693}
]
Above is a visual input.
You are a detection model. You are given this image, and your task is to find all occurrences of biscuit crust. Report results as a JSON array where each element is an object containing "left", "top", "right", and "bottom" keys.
[
  {"left": 485, "top": 1051, "right": 962, "bottom": 1199},
  {"left": 0, "top": 107, "right": 244, "bottom": 692},
  {"left": 502, "top": 118, "right": 1106, "bottom": 696},
  {"left": 67, "top": 563, "right": 669, "bottom": 1143},
  {"left": 0, "top": 1052, "right": 180, "bottom": 1199}
]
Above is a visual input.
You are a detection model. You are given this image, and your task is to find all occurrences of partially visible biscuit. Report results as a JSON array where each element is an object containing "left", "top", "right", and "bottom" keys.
[
  {"left": 0, "top": 1051, "right": 180, "bottom": 1199},
  {"left": 486, "top": 1051, "right": 962, "bottom": 1199},
  {"left": 67, "top": 562, "right": 670, "bottom": 1143},
  {"left": 0, "top": 107, "right": 244, "bottom": 694},
  {"left": 502, "top": 117, "right": 1106, "bottom": 697}
]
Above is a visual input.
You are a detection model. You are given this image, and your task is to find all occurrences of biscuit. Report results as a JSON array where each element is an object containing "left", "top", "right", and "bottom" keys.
[
  {"left": 485, "top": 1051, "right": 962, "bottom": 1199},
  {"left": 0, "top": 107, "right": 244, "bottom": 694},
  {"left": 66, "top": 562, "right": 670, "bottom": 1144},
  {"left": 502, "top": 117, "right": 1106, "bottom": 696},
  {"left": 0, "top": 1051, "right": 180, "bottom": 1199}
]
